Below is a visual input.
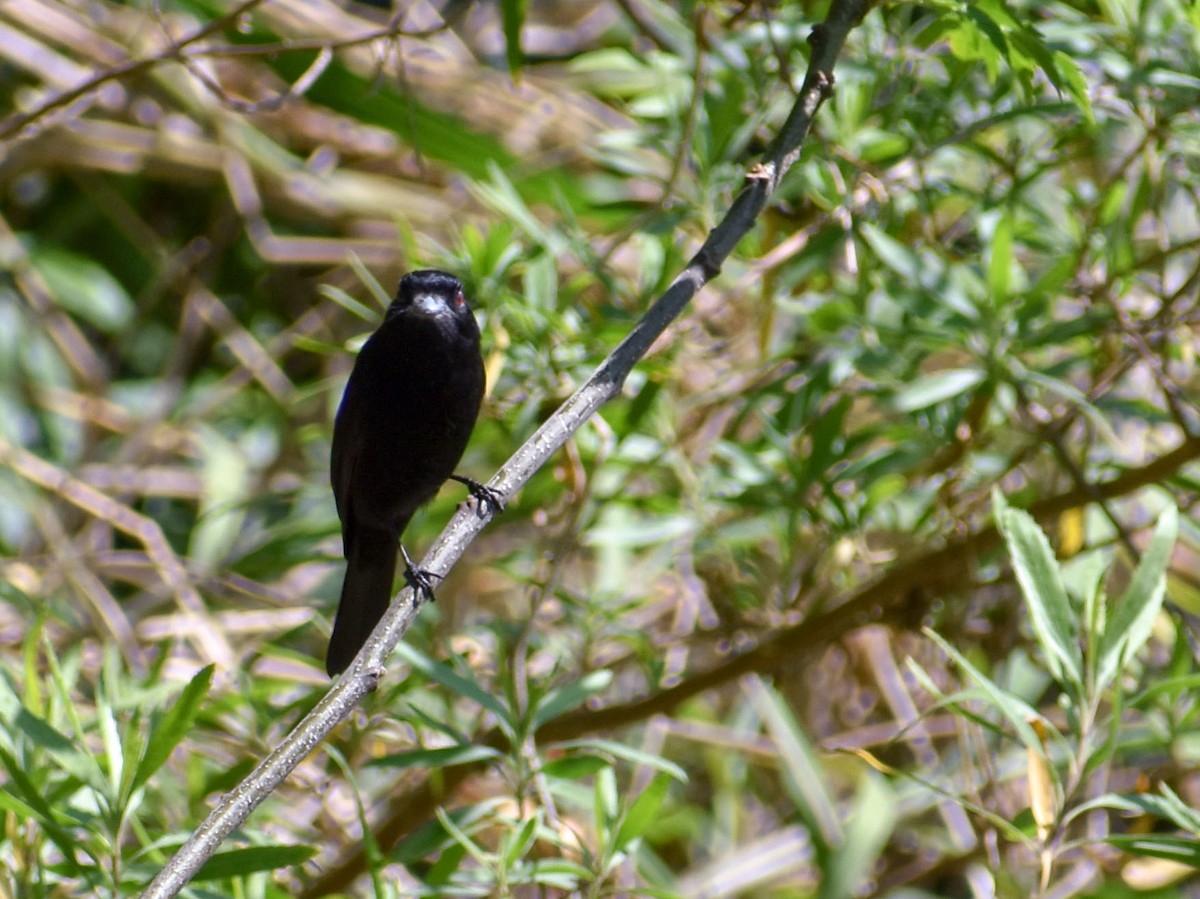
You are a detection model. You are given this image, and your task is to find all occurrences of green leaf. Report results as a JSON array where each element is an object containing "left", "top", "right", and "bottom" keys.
[
  {"left": 1099, "top": 179, "right": 1129, "bottom": 227},
  {"left": 825, "top": 773, "right": 897, "bottom": 899},
  {"left": 1064, "top": 550, "right": 1109, "bottom": 680},
  {"left": 987, "top": 210, "right": 1014, "bottom": 304},
  {"left": 394, "top": 643, "right": 514, "bottom": 732},
  {"left": 1129, "top": 668, "right": 1200, "bottom": 708},
  {"left": 119, "top": 708, "right": 147, "bottom": 803},
  {"left": 30, "top": 245, "right": 134, "bottom": 333},
  {"left": 1013, "top": 365, "right": 1117, "bottom": 445},
  {"left": 552, "top": 739, "right": 687, "bottom": 782},
  {"left": 193, "top": 844, "right": 316, "bottom": 881},
  {"left": 436, "top": 805, "right": 491, "bottom": 865},
  {"left": 950, "top": 11, "right": 1003, "bottom": 82},
  {"left": 317, "top": 284, "right": 379, "bottom": 323},
  {"left": 0, "top": 747, "right": 61, "bottom": 826},
  {"left": 1096, "top": 505, "right": 1177, "bottom": 693},
  {"left": 595, "top": 765, "right": 618, "bottom": 835},
  {"left": 97, "top": 691, "right": 124, "bottom": 795},
  {"left": 747, "top": 677, "right": 842, "bottom": 850},
  {"left": 471, "top": 163, "right": 567, "bottom": 255},
  {"left": 613, "top": 773, "right": 670, "bottom": 852},
  {"left": 370, "top": 744, "right": 503, "bottom": 770},
  {"left": 892, "top": 368, "right": 986, "bottom": 412},
  {"left": 393, "top": 805, "right": 493, "bottom": 865},
  {"left": 346, "top": 252, "right": 392, "bottom": 311},
  {"left": 402, "top": 703, "right": 471, "bottom": 744},
  {"left": 1074, "top": 785, "right": 1200, "bottom": 834},
  {"left": 994, "top": 490, "right": 1083, "bottom": 691},
  {"left": 1052, "top": 51, "right": 1094, "bottom": 124},
  {"left": 859, "top": 222, "right": 920, "bottom": 281},
  {"left": 14, "top": 707, "right": 107, "bottom": 794},
  {"left": 923, "top": 628, "right": 1047, "bottom": 753},
  {"left": 500, "top": 0, "right": 528, "bottom": 75},
  {"left": 0, "top": 784, "right": 43, "bottom": 820},
  {"left": 1100, "top": 835, "right": 1200, "bottom": 866},
  {"left": 13, "top": 706, "right": 79, "bottom": 754},
  {"left": 524, "top": 858, "right": 592, "bottom": 888},
  {"left": 541, "top": 754, "right": 611, "bottom": 780},
  {"left": 1139, "top": 783, "right": 1200, "bottom": 833},
  {"left": 502, "top": 811, "right": 540, "bottom": 867},
  {"left": 530, "top": 670, "right": 613, "bottom": 731},
  {"left": 131, "top": 665, "right": 214, "bottom": 794},
  {"left": 0, "top": 746, "right": 79, "bottom": 869},
  {"left": 190, "top": 427, "right": 251, "bottom": 567}
]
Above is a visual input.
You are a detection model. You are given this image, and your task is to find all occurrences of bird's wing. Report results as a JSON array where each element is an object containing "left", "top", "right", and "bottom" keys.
[{"left": 330, "top": 381, "right": 362, "bottom": 554}]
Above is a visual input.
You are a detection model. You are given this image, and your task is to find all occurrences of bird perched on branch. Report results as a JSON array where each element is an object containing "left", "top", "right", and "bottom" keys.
[{"left": 327, "top": 269, "right": 493, "bottom": 676}]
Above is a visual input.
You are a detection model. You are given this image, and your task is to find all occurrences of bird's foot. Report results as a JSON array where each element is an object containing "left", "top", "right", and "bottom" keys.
[
  {"left": 400, "top": 545, "right": 443, "bottom": 602},
  {"left": 449, "top": 475, "right": 506, "bottom": 517}
]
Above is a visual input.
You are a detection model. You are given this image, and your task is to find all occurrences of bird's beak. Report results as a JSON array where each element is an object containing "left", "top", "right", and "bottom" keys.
[{"left": 413, "top": 293, "right": 447, "bottom": 316}]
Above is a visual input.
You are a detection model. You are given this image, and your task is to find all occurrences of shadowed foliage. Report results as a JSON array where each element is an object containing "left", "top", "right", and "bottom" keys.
[{"left": 1, "top": 0, "right": 1199, "bottom": 895}]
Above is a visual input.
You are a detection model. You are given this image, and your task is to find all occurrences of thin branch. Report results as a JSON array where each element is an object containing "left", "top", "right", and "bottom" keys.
[
  {"left": 139, "top": 2, "right": 873, "bottom": 895},
  {"left": 0, "top": 0, "right": 266, "bottom": 140},
  {"left": 0, "top": 0, "right": 457, "bottom": 140}
]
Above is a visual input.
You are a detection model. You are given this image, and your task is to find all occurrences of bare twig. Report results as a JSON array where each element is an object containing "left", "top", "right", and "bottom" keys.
[
  {"left": 0, "top": 0, "right": 265, "bottom": 140},
  {"left": 139, "top": 2, "right": 873, "bottom": 895},
  {"left": 0, "top": 0, "right": 458, "bottom": 140}
]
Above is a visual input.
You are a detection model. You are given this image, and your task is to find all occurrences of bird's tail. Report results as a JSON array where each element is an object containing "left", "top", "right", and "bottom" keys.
[{"left": 326, "top": 527, "right": 397, "bottom": 676}]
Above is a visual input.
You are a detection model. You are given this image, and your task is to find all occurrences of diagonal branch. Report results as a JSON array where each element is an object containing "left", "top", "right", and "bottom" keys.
[{"left": 139, "top": 2, "right": 874, "bottom": 895}]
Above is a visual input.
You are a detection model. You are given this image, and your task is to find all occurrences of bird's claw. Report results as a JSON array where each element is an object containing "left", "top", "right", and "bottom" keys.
[
  {"left": 449, "top": 475, "right": 506, "bottom": 518},
  {"left": 400, "top": 545, "right": 443, "bottom": 602}
]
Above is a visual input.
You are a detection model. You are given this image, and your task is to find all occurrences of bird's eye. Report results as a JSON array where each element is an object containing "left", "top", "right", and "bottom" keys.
[{"left": 454, "top": 290, "right": 466, "bottom": 307}]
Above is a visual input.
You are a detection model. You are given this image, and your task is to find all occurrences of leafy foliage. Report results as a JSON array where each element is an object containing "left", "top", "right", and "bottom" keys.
[{"left": 1, "top": 0, "right": 1199, "bottom": 895}]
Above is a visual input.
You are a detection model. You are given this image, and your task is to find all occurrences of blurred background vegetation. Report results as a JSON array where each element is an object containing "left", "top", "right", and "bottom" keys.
[{"left": 1, "top": 0, "right": 1200, "bottom": 895}]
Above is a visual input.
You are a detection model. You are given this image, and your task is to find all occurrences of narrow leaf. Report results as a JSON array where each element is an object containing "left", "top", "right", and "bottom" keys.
[
  {"left": 131, "top": 665, "right": 214, "bottom": 793},
  {"left": 987, "top": 211, "right": 1014, "bottom": 304},
  {"left": 394, "top": 643, "right": 513, "bottom": 728},
  {"left": 530, "top": 670, "right": 612, "bottom": 731},
  {"left": 552, "top": 739, "right": 687, "bottom": 782},
  {"left": 747, "top": 677, "right": 842, "bottom": 849},
  {"left": 194, "top": 845, "right": 316, "bottom": 881},
  {"left": 892, "top": 368, "right": 986, "bottom": 412},
  {"left": 500, "top": 0, "right": 528, "bottom": 75},
  {"left": 924, "top": 628, "right": 1046, "bottom": 752},
  {"left": 613, "top": 774, "right": 670, "bottom": 852},
  {"left": 14, "top": 708, "right": 106, "bottom": 794},
  {"left": 1101, "top": 835, "right": 1200, "bottom": 866},
  {"left": 371, "top": 744, "right": 503, "bottom": 770},
  {"left": 541, "top": 754, "right": 611, "bottom": 780},
  {"left": 502, "top": 812, "right": 540, "bottom": 867},
  {"left": 994, "top": 490, "right": 1083, "bottom": 690},
  {"left": 825, "top": 773, "right": 897, "bottom": 899},
  {"left": 1096, "top": 505, "right": 1176, "bottom": 692},
  {"left": 0, "top": 747, "right": 79, "bottom": 868}
]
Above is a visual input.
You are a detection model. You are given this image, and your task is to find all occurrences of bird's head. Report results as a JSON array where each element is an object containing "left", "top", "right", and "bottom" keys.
[{"left": 389, "top": 270, "right": 470, "bottom": 321}]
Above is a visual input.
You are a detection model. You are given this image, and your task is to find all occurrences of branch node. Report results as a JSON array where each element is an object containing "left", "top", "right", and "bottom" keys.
[
  {"left": 362, "top": 666, "right": 384, "bottom": 691},
  {"left": 816, "top": 70, "right": 837, "bottom": 99},
  {"left": 808, "top": 22, "right": 827, "bottom": 51},
  {"left": 692, "top": 247, "right": 722, "bottom": 282},
  {"left": 746, "top": 162, "right": 773, "bottom": 182}
]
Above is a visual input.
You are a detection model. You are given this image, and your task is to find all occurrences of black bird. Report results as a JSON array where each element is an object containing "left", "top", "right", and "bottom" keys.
[{"left": 327, "top": 270, "right": 488, "bottom": 676}]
